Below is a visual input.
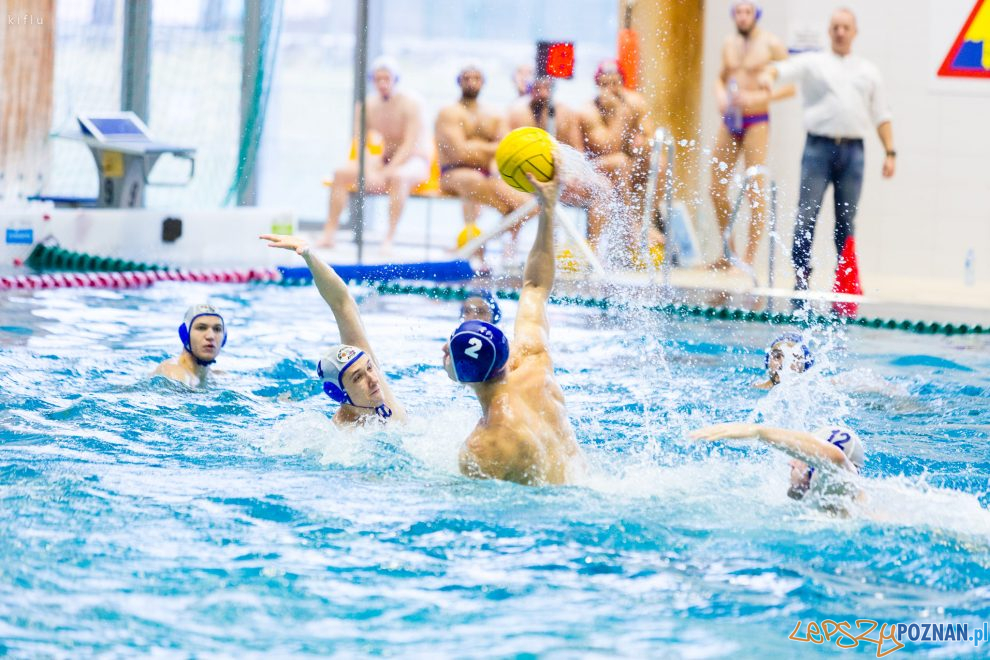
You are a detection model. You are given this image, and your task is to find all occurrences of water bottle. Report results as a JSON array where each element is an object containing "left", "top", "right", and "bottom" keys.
[
  {"left": 726, "top": 78, "right": 743, "bottom": 134},
  {"left": 964, "top": 248, "right": 975, "bottom": 286}
]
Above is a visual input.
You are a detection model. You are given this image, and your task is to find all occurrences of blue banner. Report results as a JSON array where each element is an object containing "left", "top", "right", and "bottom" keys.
[{"left": 5, "top": 228, "right": 33, "bottom": 245}]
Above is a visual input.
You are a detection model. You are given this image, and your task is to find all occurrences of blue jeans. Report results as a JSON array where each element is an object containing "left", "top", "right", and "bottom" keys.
[{"left": 791, "top": 134, "right": 865, "bottom": 291}]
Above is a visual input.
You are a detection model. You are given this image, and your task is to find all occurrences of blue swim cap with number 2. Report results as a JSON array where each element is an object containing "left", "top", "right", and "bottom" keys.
[{"left": 448, "top": 320, "right": 510, "bottom": 383}]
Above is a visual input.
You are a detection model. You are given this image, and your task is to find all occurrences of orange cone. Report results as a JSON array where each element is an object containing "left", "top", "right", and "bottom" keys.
[{"left": 832, "top": 236, "right": 863, "bottom": 317}]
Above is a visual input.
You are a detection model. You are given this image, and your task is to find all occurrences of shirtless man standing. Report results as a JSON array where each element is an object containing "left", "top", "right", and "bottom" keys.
[
  {"left": 443, "top": 170, "right": 585, "bottom": 486},
  {"left": 320, "top": 56, "right": 431, "bottom": 252},
  {"left": 577, "top": 65, "right": 632, "bottom": 250},
  {"left": 435, "top": 63, "right": 531, "bottom": 236},
  {"left": 709, "top": 2, "right": 791, "bottom": 268}
]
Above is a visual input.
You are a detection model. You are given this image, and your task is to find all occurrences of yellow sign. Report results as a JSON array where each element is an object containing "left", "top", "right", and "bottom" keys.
[{"left": 102, "top": 151, "right": 124, "bottom": 178}]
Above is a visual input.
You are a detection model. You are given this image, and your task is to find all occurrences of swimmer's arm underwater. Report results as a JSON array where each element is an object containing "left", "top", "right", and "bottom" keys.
[
  {"left": 259, "top": 234, "right": 375, "bottom": 358},
  {"left": 691, "top": 423, "right": 854, "bottom": 472}
]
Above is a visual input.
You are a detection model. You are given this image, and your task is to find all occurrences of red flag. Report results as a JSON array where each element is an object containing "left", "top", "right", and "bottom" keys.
[{"left": 832, "top": 236, "right": 863, "bottom": 317}]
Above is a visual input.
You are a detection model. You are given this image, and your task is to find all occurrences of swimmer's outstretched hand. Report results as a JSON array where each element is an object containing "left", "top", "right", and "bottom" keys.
[
  {"left": 689, "top": 423, "right": 759, "bottom": 442},
  {"left": 260, "top": 233, "right": 311, "bottom": 257},
  {"left": 526, "top": 171, "right": 560, "bottom": 210}
]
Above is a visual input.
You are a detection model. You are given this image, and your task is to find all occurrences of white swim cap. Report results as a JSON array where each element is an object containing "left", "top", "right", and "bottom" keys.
[
  {"left": 317, "top": 344, "right": 367, "bottom": 403},
  {"left": 814, "top": 426, "right": 865, "bottom": 469},
  {"left": 765, "top": 332, "right": 813, "bottom": 383},
  {"left": 370, "top": 55, "right": 401, "bottom": 81},
  {"left": 731, "top": 1, "right": 762, "bottom": 20},
  {"left": 179, "top": 303, "right": 226, "bottom": 351}
]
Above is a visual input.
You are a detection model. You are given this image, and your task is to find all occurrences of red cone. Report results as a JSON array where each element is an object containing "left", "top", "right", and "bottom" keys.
[{"left": 832, "top": 235, "right": 863, "bottom": 317}]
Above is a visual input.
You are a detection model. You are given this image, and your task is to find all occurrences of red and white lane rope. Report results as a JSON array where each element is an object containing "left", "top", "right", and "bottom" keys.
[{"left": 0, "top": 268, "right": 281, "bottom": 291}]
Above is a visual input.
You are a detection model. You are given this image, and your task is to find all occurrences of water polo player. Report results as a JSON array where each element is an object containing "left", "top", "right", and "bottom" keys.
[
  {"left": 443, "top": 170, "right": 584, "bottom": 485},
  {"left": 691, "top": 422, "right": 865, "bottom": 514},
  {"left": 153, "top": 303, "right": 227, "bottom": 387},
  {"left": 261, "top": 233, "right": 405, "bottom": 425},
  {"left": 755, "top": 332, "right": 814, "bottom": 389},
  {"left": 460, "top": 289, "right": 501, "bottom": 324}
]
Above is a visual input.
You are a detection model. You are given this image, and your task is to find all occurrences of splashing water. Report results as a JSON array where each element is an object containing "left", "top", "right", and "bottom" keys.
[
  {"left": 1, "top": 285, "right": 988, "bottom": 656},
  {"left": 555, "top": 143, "right": 645, "bottom": 270}
]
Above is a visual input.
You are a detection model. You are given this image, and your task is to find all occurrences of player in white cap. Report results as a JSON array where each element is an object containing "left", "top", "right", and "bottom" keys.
[
  {"left": 690, "top": 421, "right": 865, "bottom": 513},
  {"left": 261, "top": 233, "right": 406, "bottom": 425},
  {"left": 154, "top": 303, "right": 227, "bottom": 387}
]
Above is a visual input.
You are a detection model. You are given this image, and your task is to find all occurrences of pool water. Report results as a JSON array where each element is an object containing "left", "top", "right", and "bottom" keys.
[{"left": 1, "top": 283, "right": 988, "bottom": 657}]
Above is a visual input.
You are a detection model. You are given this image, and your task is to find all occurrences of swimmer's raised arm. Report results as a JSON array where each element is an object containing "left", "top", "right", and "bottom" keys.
[
  {"left": 259, "top": 234, "right": 374, "bottom": 357},
  {"left": 691, "top": 422, "right": 854, "bottom": 472},
  {"left": 513, "top": 172, "right": 559, "bottom": 354}
]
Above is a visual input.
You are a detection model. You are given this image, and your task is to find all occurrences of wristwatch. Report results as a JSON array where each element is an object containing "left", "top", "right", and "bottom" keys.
[{"left": 885, "top": 150, "right": 897, "bottom": 157}]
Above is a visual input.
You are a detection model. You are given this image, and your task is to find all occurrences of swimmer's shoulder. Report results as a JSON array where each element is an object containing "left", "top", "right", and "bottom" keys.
[
  {"left": 721, "top": 33, "right": 739, "bottom": 57},
  {"left": 153, "top": 357, "right": 183, "bottom": 379},
  {"left": 763, "top": 29, "right": 787, "bottom": 53},
  {"left": 624, "top": 90, "right": 648, "bottom": 112},
  {"left": 152, "top": 359, "right": 197, "bottom": 388},
  {"left": 435, "top": 103, "right": 462, "bottom": 124}
]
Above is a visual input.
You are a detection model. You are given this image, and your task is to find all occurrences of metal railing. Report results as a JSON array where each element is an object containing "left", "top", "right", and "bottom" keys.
[
  {"left": 640, "top": 127, "right": 676, "bottom": 287},
  {"left": 722, "top": 165, "right": 779, "bottom": 296}
]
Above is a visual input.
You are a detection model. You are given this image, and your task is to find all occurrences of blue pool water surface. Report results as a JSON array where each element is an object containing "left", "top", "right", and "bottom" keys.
[{"left": 1, "top": 283, "right": 989, "bottom": 657}]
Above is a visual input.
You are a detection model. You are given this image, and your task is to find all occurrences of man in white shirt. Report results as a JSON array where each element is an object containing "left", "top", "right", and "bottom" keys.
[{"left": 761, "top": 8, "right": 896, "bottom": 303}]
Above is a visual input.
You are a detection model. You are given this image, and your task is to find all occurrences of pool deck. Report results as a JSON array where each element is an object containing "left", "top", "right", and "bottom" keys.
[{"left": 300, "top": 218, "right": 990, "bottom": 328}]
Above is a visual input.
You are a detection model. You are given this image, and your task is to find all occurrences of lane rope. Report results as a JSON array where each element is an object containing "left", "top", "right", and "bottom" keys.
[{"left": 13, "top": 244, "right": 985, "bottom": 336}]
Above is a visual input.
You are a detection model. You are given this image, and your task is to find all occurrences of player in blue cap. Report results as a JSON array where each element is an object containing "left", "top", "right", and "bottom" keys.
[
  {"left": 154, "top": 303, "right": 227, "bottom": 387},
  {"left": 460, "top": 289, "right": 501, "bottom": 324},
  {"left": 260, "top": 233, "right": 406, "bottom": 425},
  {"left": 443, "top": 169, "right": 584, "bottom": 485}
]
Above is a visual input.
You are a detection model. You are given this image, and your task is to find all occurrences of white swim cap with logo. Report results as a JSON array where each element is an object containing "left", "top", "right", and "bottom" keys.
[
  {"left": 179, "top": 303, "right": 226, "bottom": 347},
  {"left": 317, "top": 344, "right": 366, "bottom": 403},
  {"left": 316, "top": 344, "right": 392, "bottom": 419},
  {"left": 813, "top": 426, "right": 865, "bottom": 469}
]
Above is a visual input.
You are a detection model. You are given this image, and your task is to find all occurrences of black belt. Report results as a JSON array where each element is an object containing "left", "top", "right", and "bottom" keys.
[{"left": 808, "top": 133, "right": 863, "bottom": 145}]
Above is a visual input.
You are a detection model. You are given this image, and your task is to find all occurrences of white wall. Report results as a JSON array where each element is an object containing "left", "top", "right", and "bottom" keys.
[
  {"left": 698, "top": 0, "right": 990, "bottom": 301},
  {"left": 0, "top": 206, "right": 296, "bottom": 275}
]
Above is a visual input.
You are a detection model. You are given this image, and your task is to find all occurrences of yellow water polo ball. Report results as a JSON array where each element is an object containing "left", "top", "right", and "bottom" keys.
[{"left": 495, "top": 127, "right": 556, "bottom": 193}]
